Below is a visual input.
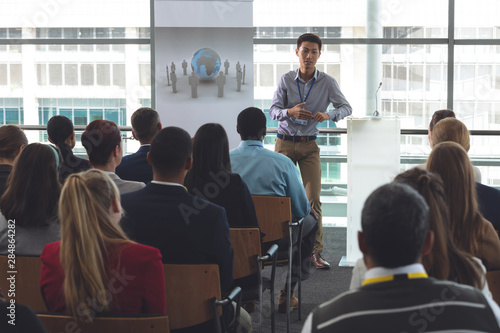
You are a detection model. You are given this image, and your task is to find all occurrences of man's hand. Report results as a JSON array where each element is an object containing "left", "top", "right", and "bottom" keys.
[
  {"left": 313, "top": 112, "right": 330, "bottom": 123},
  {"left": 310, "top": 208, "right": 319, "bottom": 220},
  {"left": 287, "top": 102, "right": 313, "bottom": 120}
]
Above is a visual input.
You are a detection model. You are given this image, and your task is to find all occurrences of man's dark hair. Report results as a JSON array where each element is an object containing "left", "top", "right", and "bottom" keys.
[
  {"left": 297, "top": 33, "right": 322, "bottom": 51},
  {"left": 429, "top": 109, "right": 455, "bottom": 131},
  {"left": 237, "top": 107, "right": 267, "bottom": 140},
  {"left": 361, "top": 182, "right": 430, "bottom": 268},
  {"left": 47, "top": 115, "right": 74, "bottom": 146},
  {"left": 149, "top": 127, "right": 192, "bottom": 177},
  {"left": 81, "top": 120, "right": 121, "bottom": 166},
  {"left": 131, "top": 107, "right": 161, "bottom": 143}
]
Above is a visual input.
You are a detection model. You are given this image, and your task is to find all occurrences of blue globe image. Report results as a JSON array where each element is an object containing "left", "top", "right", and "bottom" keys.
[{"left": 191, "top": 48, "right": 221, "bottom": 79}]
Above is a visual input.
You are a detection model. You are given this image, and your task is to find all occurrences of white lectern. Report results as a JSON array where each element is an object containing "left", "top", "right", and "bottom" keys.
[{"left": 340, "top": 117, "right": 400, "bottom": 267}]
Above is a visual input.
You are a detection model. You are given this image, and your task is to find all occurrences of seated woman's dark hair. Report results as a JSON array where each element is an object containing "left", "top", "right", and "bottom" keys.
[{"left": 0, "top": 143, "right": 61, "bottom": 227}]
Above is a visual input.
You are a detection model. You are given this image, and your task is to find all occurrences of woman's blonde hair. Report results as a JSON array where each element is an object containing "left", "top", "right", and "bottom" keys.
[
  {"left": 427, "top": 141, "right": 483, "bottom": 256},
  {"left": 59, "top": 169, "right": 129, "bottom": 322},
  {"left": 431, "top": 117, "right": 470, "bottom": 152}
]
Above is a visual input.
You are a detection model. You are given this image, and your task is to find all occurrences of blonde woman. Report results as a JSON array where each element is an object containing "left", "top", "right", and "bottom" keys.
[
  {"left": 429, "top": 117, "right": 481, "bottom": 182},
  {"left": 41, "top": 169, "right": 165, "bottom": 321},
  {"left": 427, "top": 142, "right": 500, "bottom": 270}
]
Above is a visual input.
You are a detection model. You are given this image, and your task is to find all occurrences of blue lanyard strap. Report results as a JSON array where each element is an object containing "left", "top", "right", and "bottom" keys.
[
  {"left": 248, "top": 144, "right": 263, "bottom": 147},
  {"left": 297, "top": 78, "right": 316, "bottom": 103}
]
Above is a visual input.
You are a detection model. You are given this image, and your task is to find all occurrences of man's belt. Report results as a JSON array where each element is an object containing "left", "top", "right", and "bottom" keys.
[{"left": 277, "top": 133, "right": 317, "bottom": 142}]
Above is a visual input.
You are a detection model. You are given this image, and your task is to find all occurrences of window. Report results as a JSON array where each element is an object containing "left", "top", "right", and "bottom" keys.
[{"left": 81, "top": 64, "right": 95, "bottom": 86}]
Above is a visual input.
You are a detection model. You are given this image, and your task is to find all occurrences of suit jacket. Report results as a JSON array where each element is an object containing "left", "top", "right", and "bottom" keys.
[
  {"left": 107, "top": 172, "right": 145, "bottom": 195},
  {"left": 120, "top": 183, "right": 234, "bottom": 293},
  {"left": 478, "top": 217, "right": 500, "bottom": 270},
  {"left": 41, "top": 241, "right": 166, "bottom": 315},
  {"left": 116, "top": 145, "right": 153, "bottom": 184},
  {"left": 477, "top": 182, "right": 500, "bottom": 231},
  {"left": 185, "top": 172, "right": 259, "bottom": 229},
  {"left": 57, "top": 143, "right": 90, "bottom": 182}
]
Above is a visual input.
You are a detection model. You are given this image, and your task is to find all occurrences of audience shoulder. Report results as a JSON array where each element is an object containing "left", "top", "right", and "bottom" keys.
[{"left": 122, "top": 242, "right": 162, "bottom": 261}]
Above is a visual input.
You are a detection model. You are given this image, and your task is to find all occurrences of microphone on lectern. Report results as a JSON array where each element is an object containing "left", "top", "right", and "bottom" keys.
[{"left": 373, "top": 82, "right": 382, "bottom": 117}]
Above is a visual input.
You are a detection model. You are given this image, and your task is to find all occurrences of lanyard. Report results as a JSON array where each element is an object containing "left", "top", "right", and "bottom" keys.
[
  {"left": 362, "top": 272, "right": 428, "bottom": 286},
  {"left": 248, "top": 144, "right": 263, "bottom": 147},
  {"left": 297, "top": 78, "right": 315, "bottom": 103}
]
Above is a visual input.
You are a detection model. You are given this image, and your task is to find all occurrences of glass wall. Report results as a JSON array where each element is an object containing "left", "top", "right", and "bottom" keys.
[
  {"left": 0, "top": 0, "right": 150, "bottom": 148},
  {"left": 2, "top": 0, "right": 500, "bottom": 225},
  {"left": 253, "top": 0, "right": 500, "bottom": 225}
]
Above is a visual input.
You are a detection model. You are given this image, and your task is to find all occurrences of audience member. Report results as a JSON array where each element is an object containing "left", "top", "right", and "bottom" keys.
[
  {"left": 0, "top": 125, "right": 27, "bottom": 196},
  {"left": 427, "top": 109, "right": 455, "bottom": 142},
  {"left": 427, "top": 141, "right": 500, "bottom": 270},
  {"left": 47, "top": 115, "right": 90, "bottom": 181},
  {"left": 116, "top": 107, "right": 161, "bottom": 184},
  {"left": 185, "top": 123, "right": 260, "bottom": 311},
  {"left": 120, "top": 127, "right": 250, "bottom": 332},
  {"left": 41, "top": 170, "right": 165, "bottom": 321},
  {"left": 302, "top": 182, "right": 500, "bottom": 332},
  {"left": 0, "top": 143, "right": 60, "bottom": 255},
  {"left": 185, "top": 123, "right": 259, "bottom": 229},
  {"left": 431, "top": 117, "right": 500, "bottom": 230},
  {"left": 81, "top": 120, "right": 145, "bottom": 194},
  {"left": 230, "top": 107, "right": 318, "bottom": 313},
  {"left": 425, "top": 112, "right": 482, "bottom": 182},
  {"left": 350, "top": 168, "right": 488, "bottom": 296},
  {"left": 0, "top": 290, "right": 47, "bottom": 333}
]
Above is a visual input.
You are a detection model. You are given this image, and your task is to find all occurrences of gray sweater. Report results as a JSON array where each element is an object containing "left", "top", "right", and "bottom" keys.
[{"left": 0, "top": 213, "right": 60, "bottom": 256}]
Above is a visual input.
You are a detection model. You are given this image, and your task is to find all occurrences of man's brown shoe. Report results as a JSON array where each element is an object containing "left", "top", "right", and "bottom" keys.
[
  {"left": 312, "top": 253, "right": 331, "bottom": 269},
  {"left": 278, "top": 290, "right": 299, "bottom": 313}
]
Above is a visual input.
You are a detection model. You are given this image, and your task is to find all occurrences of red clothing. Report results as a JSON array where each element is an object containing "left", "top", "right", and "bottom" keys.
[{"left": 40, "top": 241, "right": 166, "bottom": 315}]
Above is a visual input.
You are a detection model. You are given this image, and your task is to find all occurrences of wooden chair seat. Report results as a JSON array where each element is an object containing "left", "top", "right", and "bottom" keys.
[
  {"left": 164, "top": 263, "right": 241, "bottom": 333},
  {"left": 37, "top": 314, "right": 169, "bottom": 333},
  {"left": 251, "top": 195, "right": 303, "bottom": 333},
  {"left": 230, "top": 228, "right": 278, "bottom": 333},
  {"left": 0, "top": 255, "right": 47, "bottom": 311}
]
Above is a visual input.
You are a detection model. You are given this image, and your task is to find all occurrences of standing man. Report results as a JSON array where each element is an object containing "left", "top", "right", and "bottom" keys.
[
  {"left": 236, "top": 68, "right": 242, "bottom": 92},
  {"left": 189, "top": 72, "right": 199, "bottom": 98},
  {"left": 182, "top": 59, "right": 188, "bottom": 75},
  {"left": 171, "top": 69, "right": 177, "bottom": 93},
  {"left": 216, "top": 71, "right": 226, "bottom": 97},
  {"left": 270, "top": 33, "right": 352, "bottom": 269}
]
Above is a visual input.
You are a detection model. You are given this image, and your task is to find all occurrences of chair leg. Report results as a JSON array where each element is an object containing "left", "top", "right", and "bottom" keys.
[
  {"left": 287, "top": 227, "right": 292, "bottom": 333},
  {"left": 270, "top": 280, "right": 275, "bottom": 333},
  {"left": 212, "top": 299, "right": 222, "bottom": 333},
  {"left": 258, "top": 286, "right": 263, "bottom": 333},
  {"left": 298, "top": 220, "right": 304, "bottom": 320}
]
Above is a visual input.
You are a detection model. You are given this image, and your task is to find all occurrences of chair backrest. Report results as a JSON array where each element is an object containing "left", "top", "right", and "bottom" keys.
[
  {"left": 486, "top": 270, "right": 500, "bottom": 305},
  {"left": 230, "top": 228, "right": 261, "bottom": 279},
  {"left": 0, "top": 255, "right": 47, "bottom": 311},
  {"left": 164, "top": 264, "right": 221, "bottom": 330},
  {"left": 37, "top": 314, "right": 169, "bottom": 333},
  {"left": 251, "top": 195, "right": 291, "bottom": 243}
]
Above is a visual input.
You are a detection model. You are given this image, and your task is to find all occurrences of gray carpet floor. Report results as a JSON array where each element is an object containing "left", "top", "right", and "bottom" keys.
[{"left": 247, "top": 227, "right": 352, "bottom": 332}]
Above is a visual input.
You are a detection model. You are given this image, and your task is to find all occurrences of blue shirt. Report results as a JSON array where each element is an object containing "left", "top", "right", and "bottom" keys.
[
  {"left": 230, "top": 140, "right": 310, "bottom": 218},
  {"left": 269, "top": 69, "right": 352, "bottom": 136}
]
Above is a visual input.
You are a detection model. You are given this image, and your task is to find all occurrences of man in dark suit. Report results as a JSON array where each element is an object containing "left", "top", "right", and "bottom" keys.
[
  {"left": 477, "top": 182, "right": 500, "bottom": 231},
  {"left": 302, "top": 182, "right": 500, "bottom": 333},
  {"left": 120, "top": 127, "right": 239, "bottom": 331},
  {"left": 116, "top": 107, "right": 162, "bottom": 184}
]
